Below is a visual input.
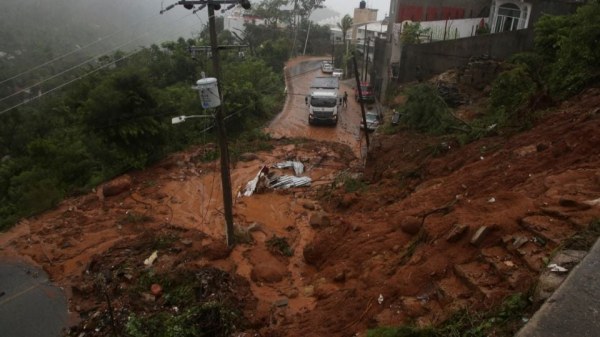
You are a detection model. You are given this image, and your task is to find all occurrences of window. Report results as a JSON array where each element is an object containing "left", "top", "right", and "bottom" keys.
[{"left": 494, "top": 3, "right": 521, "bottom": 33}]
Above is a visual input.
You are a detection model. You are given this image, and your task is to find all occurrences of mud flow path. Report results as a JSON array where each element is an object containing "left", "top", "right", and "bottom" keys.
[
  {"left": 2, "top": 58, "right": 599, "bottom": 337},
  {"left": 0, "top": 55, "right": 363, "bottom": 336}
]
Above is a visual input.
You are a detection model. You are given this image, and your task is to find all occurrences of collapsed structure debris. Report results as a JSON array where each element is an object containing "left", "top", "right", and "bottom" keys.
[{"left": 240, "top": 162, "right": 311, "bottom": 197}]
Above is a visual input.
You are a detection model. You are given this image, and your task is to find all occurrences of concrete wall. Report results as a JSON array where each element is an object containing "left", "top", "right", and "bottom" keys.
[{"left": 397, "top": 28, "right": 534, "bottom": 83}]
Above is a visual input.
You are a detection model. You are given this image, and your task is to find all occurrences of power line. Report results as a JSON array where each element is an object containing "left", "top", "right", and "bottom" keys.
[
  {"left": 0, "top": 13, "right": 198, "bottom": 115},
  {"left": 0, "top": 11, "right": 165, "bottom": 86},
  {"left": 0, "top": 12, "right": 195, "bottom": 105}
]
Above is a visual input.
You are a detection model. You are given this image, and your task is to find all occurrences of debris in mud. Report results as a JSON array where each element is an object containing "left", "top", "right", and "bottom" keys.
[
  {"left": 269, "top": 175, "right": 311, "bottom": 189},
  {"left": 274, "top": 160, "right": 305, "bottom": 176},
  {"left": 240, "top": 164, "right": 311, "bottom": 197},
  {"left": 143, "top": 251, "right": 158, "bottom": 266},
  {"left": 547, "top": 263, "right": 568, "bottom": 273}
]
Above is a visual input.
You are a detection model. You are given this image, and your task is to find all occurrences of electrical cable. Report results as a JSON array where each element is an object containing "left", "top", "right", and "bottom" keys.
[
  {"left": 0, "top": 12, "right": 197, "bottom": 115},
  {"left": 0, "top": 10, "right": 165, "bottom": 86},
  {"left": 0, "top": 12, "right": 196, "bottom": 105}
]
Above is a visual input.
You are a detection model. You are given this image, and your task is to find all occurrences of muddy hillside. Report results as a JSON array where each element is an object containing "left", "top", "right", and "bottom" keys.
[{"left": 1, "top": 82, "right": 600, "bottom": 335}]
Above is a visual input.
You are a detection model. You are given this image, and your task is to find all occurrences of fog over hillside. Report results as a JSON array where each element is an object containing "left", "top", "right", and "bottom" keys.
[{"left": 0, "top": 0, "right": 207, "bottom": 58}]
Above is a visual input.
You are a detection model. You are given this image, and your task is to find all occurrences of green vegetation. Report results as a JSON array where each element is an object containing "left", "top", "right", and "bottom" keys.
[
  {"left": 0, "top": 0, "right": 342, "bottom": 231},
  {"left": 388, "top": 3, "right": 599, "bottom": 145},
  {"left": 484, "top": 1, "right": 600, "bottom": 129},
  {"left": 401, "top": 23, "right": 431, "bottom": 44},
  {"left": 562, "top": 218, "right": 600, "bottom": 251},
  {"left": 0, "top": 22, "right": 294, "bottom": 231},
  {"left": 125, "top": 301, "right": 240, "bottom": 337},
  {"left": 368, "top": 293, "right": 531, "bottom": 337},
  {"left": 396, "top": 84, "right": 460, "bottom": 134},
  {"left": 266, "top": 235, "right": 293, "bottom": 257},
  {"left": 127, "top": 269, "right": 242, "bottom": 337}
]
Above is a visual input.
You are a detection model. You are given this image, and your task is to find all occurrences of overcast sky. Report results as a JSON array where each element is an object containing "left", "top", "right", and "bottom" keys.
[{"left": 323, "top": 0, "right": 391, "bottom": 20}]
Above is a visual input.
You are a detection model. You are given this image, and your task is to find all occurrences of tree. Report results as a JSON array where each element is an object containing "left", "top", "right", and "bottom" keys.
[
  {"left": 337, "top": 14, "right": 353, "bottom": 46},
  {"left": 401, "top": 22, "right": 430, "bottom": 44},
  {"left": 536, "top": 1, "right": 600, "bottom": 97},
  {"left": 252, "top": 0, "right": 290, "bottom": 28},
  {"left": 81, "top": 68, "right": 167, "bottom": 170}
]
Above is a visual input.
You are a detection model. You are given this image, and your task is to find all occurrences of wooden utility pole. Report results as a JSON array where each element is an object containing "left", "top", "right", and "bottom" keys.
[
  {"left": 162, "top": 0, "right": 251, "bottom": 248},
  {"left": 207, "top": 3, "right": 235, "bottom": 247},
  {"left": 352, "top": 53, "right": 369, "bottom": 148}
]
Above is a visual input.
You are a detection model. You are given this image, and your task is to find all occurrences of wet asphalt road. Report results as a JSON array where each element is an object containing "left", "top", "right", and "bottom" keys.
[{"left": 0, "top": 259, "right": 68, "bottom": 337}]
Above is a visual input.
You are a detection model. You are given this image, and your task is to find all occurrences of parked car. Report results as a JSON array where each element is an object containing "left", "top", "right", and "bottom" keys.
[
  {"left": 361, "top": 110, "right": 380, "bottom": 132},
  {"left": 321, "top": 61, "right": 333, "bottom": 73},
  {"left": 332, "top": 68, "right": 343, "bottom": 77},
  {"left": 354, "top": 82, "right": 375, "bottom": 102}
]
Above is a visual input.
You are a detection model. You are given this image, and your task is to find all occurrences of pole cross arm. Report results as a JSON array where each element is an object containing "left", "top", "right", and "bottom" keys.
[{"left": 160, "top": 0, "right": 251, "bottom": 14}]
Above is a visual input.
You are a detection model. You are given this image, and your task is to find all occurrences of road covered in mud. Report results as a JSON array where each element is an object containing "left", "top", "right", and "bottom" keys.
[{"left": 266, "top": 56, "right": 367, "bottom": 159}]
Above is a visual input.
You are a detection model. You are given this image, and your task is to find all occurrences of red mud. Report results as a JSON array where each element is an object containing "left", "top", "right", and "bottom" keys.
[{"left": 1, "top": 57, "right": 600, "bottom": 336}]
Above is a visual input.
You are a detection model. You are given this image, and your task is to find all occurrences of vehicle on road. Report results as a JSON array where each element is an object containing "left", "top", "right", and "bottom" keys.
[
  {"left": 360, "top": 110, "right": 380, "bottom": 132},
  {"left": 332, "top": 68, "right": 343, "bottom": 78},
  {"left": 354, "top": 82, "right": 375, "bottom": 103},
  {"left": 321, "top": 61, "right": 333, "bottom": 74},
  {"left": 306, "top": 76, "right": 341, "bottom": 125}
]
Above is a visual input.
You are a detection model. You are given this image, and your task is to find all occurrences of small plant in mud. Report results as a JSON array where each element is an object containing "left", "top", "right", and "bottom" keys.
[
  {"left": 125, "top": 300, "right": 240, "bottom": 337},
  {"left": 266, "top": 235, "right": 293, "bottom": 257},
  {"left": 368, "top": 293, "right": 531, "bottom": 337},
  {"left": 367, "top": 325, "right": 437, "bottom": 337},
  {"left": 118, "top": 212, "right": 153, "bottom": 225},
  {"left": 333, "top": 171, "right": 366, "bottom": 193},
  {"left": 562, "top": 218, "right": 600, "bottom": 251},
  {"left": 198, "top": 149, "right": 219, "bottom": 163},
  {"left": 233, "top": 226, "right": 254, "bottom": 244},
  {"left": 151, "top": 233, "right": 179, "bottom": 250}
]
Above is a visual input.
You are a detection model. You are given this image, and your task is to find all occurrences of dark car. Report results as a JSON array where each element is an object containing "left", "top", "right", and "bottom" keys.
[{"left": 354, "top": 82, "right": 375, "bottom": 103}]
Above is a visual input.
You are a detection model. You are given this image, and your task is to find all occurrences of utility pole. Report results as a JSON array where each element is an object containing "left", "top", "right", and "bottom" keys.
[
  {"left": 352, "top": 53, "right": 369, "bottom": 148},
  {"left": 364, "top": 37, "right": 369, "bottom": 82},
  {"left": 207, "top": 3, "right": 235, "bottom": 248},
  {"left": 363, "top": 24, "right": 369, "bottom": 82},
  {"left": 162, "top": 0, "right": 252, "bottom": 248},
  {"left": 331, "top": 35, "right": 335, "bottom": 65}
]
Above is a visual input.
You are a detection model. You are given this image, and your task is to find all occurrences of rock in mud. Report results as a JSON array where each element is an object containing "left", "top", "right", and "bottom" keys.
[
  {"left": 533, "top": 250, "right": 587, "bottom": 303},
  {"left": 202, "top": 241, "right": 231, "bottom": 260},
  {"left": 558, "top": 198, "right": 592, "bottom": 210},
  {"left": 302, "top": 201, "right": 316, "bottom": 210},
  {"left": 470, "top": 226, "right": 492, "bottom": 246},
  {"left": 303, "top": 244, "right": 323, "bottom": 267},
  {"left": 333, "top": 270, "right": 346, "bottom": 283},
  {"left": 101, "top": 175, "right": 132, "bottom": 197},
  {"left": 250, "top": 264, "right": 285, "bottom": 283},
  {"left": 338, "top": 193, "right": 358, "bottom": 209},
  {"left": 446, "top": 224, "right": 469, "bottom": 242},
  {"left": 400, "top": 216, "right": 422, "bottom": 235},
  {"left": 309, "top": 211, "right": 331, "bottom": 228},
  {"left": 238, "top": 152, "right": 259, "bottom": 162},
  {"left": 78, "top": 194, "right": 100, "bottom": 210}
]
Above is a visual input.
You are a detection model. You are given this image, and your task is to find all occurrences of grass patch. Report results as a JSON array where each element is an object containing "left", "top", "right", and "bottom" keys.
[
  {"left": 230, "top": 129, "right": 273, "bottom": 161},
  {"left": 151, "top": 233, "right": 179, "bottom": 250},
  {"left": 368, "top": 293, "right": 531, "bottom": 337},
  {"left": 125, "top": 300, "right": 240, "bottom": 337},
  {"left": 266, "top": 235, "right": 293, "bottom": 257},
  {"left": 333, "top": 171, "right": 366, "bottom": 193},
  {"left": 562, "top": 218, "right": 600, "bottom": 250}
]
